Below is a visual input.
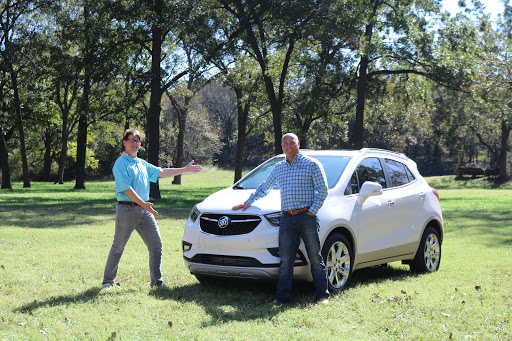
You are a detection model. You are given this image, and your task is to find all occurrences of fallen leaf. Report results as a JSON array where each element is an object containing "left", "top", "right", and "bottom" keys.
[{"left": 401, "top": 290, "right": 407, "bottom": 295}]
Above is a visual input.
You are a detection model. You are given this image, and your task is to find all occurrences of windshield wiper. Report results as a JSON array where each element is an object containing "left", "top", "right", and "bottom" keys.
[{"left": 233, "top": 184, "right": 245, "bottom": 189}]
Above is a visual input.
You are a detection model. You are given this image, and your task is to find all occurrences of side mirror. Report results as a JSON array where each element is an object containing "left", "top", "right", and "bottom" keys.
[{"left": 357, "top": 181, "right": 383, "bottom": 206}]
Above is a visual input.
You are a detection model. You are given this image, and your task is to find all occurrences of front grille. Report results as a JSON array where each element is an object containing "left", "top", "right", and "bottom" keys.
[{"left": 200, "top": 214, "right": 261, "bottom": 236}]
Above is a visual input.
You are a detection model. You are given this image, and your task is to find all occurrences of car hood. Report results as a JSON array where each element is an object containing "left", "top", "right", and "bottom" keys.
[{"left": 197, "top": 187, "right": 281, "bottom": 214}]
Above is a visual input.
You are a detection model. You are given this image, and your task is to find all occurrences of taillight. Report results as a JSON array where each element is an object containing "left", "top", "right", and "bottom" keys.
[{"left": 432, "top": 188, "right": 440, "bottom": 202}]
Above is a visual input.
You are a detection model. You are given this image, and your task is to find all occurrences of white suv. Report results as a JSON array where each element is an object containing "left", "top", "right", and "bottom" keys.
[{"left": 182, "top": 148, "right": 443, "bottom": 292}]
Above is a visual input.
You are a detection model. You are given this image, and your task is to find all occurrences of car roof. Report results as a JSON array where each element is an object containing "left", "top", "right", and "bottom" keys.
[{"left": 277, "top": 148, "right": 410, "bottom": 161}]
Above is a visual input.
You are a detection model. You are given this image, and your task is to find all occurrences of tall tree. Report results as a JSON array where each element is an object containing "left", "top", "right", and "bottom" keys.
[
  {"left": 1, "top": 1, "right": 35, "bottom": 187},
  {"left": 216, "top": 0, "right": 319, "bottom": 155},
  {"left": 466, "top": 2, "right": 512, "bottom": 181},
  {"left": 49, "top": 0, "right": 150, "bottom": 188},
  {"left": 350, "top": 0, "right": 465, "bottom": 149}
]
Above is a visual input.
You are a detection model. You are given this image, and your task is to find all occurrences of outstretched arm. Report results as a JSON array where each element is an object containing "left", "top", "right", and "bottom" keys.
[{"left": 159, "top": 160, "right": 203, "bottom": 178}]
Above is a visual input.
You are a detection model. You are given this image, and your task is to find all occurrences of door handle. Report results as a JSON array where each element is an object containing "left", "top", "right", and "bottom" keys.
[
  {"left": 387, "top": 200, "right": 395, "bottom": 207},
  {"left": 419, "top": 192, "right": 426, "bottom": 199}
]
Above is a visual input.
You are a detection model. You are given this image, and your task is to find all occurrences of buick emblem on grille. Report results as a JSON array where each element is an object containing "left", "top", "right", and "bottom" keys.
[{"left": 218, "top": 216, "right": 231, "bottom": 228}]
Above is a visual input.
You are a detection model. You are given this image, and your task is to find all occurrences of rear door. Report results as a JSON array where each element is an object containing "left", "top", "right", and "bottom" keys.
[
  {"left": 381, "top": 158, "right": 422, "bottom": 246},
  {"left": 349, "top": 157, "right": 398, "bottom": 255}
]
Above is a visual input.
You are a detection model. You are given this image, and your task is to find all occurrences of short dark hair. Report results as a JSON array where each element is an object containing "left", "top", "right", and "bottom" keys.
[{"left": 123, "top": 128, "right": 141, "bottom": 141}]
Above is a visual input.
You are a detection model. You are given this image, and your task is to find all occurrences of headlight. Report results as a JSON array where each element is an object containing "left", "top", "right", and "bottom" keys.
[
  {"left": 189, "top": 204, "right": 201, "bottom": 222},
  {"left": 264, "top": 212, "right": 281, "bottom": 226}
]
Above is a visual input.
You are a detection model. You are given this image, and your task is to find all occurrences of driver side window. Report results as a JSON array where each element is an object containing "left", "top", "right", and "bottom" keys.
[{"left": 346, "top": 157, "right": 387, "bottom": 195}]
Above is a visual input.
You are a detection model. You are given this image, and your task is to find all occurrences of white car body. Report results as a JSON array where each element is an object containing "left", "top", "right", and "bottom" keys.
[{"left": 182, "top": 148, "right": 443, "bottom": 291}]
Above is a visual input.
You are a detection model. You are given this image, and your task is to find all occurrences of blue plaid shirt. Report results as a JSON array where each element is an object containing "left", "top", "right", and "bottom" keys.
[{"left": 245, "top": 153, "right": 328, "bottom": 214}]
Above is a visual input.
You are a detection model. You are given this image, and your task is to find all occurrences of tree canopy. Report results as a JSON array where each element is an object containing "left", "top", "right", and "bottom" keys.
[{"left": 1, "top": 0, "right": 511, "bottom": 192}]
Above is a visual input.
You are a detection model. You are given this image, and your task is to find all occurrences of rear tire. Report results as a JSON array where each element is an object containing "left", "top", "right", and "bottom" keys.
[
  {"left": 410, "top": 226, "right": 441, "bottom": 273},
  {"left": 321, "top": 233, "right": 353, "bottom": 293}
]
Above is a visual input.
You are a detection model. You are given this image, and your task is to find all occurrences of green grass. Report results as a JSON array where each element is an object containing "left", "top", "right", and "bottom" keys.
[{"left": 1, "top": 172, "right": 511, "bottom": 340}]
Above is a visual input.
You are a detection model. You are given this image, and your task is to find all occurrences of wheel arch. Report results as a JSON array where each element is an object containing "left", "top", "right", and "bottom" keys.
[
  {"left": 424, "top": 218, "right": 444, "bottom": 245},
  {"left": 322, "top": 225, "right": 356, "bottom": 256}
]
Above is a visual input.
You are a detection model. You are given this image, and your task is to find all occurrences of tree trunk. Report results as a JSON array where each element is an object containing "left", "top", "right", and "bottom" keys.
[
  {"left": 147, "top": 1, "right": 163, "bottom": 199},
  {"left": 172, "top": 107, "right": 186, "bottom": 185},
  {"left": 244, "top": 26, "right": 294, "bottom": 156},
  {"left": 498, "top": 120, "right": 510, "bottom": 182},
  {"left": 263, "top": 75, "right": 283, "bottom": 155},
  {"left": 234, "top": 88, "right": 249, "bottom": 183},
  {"left": 43, "top": 129, "right": 52, "bottom": 181},
  {"left": 74, "top": 108, "right": 87, "bottom": 189},
  {"left": 170, "top": 91, "right": 193, "bottom": 185},
  {"left": 298, "top": 119, "right": 313, "bottom": 149},
  {"left": 75, "top": 4, "right": 92, "bottom": 190},
  {"left": 11, "top": 69, "right": 30, "bottom": 187},
  {"left": 352, "top": 0, "right": 380, "bottom": 150},
  {"left": 0, "top": 124, "right": 12, "bottom": 190},
  {"left": 353, "top": 54, "right": 369, "bottom": 149},
  {"left": 56, "top": 108, "right": 69, "bottom": 184}
]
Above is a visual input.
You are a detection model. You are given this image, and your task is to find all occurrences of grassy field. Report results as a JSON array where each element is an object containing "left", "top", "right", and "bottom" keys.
[{"left": 0, "top": 171, "right": 511, "bottom": 340}]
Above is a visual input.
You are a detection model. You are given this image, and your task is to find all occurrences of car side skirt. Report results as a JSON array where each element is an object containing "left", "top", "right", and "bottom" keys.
[{"left": 353, "top": 241, "right": 417, "bottom": 270}]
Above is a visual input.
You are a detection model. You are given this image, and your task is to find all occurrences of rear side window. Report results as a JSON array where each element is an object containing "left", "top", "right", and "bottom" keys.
[
  {"left": 347, "top": 157, "right": 387, "bottom": 194},
  {"left": 384, "top": 158, "right": 415, "bottom": 187}
]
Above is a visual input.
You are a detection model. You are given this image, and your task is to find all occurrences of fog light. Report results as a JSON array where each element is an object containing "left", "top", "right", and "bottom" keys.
[{"left": 182, "top": 241, "right": 192, "bottom": 252}]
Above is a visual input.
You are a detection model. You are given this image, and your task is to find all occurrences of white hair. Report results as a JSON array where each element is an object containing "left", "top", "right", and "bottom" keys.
[{"left": 282, "top": 133, "right": 299, "bottom": 142}]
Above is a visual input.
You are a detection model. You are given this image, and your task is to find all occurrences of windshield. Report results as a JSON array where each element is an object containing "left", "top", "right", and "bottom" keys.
[{"left": 235, "top": 155, "right": 351, "bottom": 190}]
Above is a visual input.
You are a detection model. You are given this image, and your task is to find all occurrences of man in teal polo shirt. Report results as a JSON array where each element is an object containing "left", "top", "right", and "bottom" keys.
[{"left": 102, "top": 128, "right": 202, "bottom": 289}]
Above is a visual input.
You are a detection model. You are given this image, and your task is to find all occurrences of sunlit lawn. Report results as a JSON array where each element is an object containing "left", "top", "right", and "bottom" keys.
[{"left": 0, "top": 172, "right": 511, "bottom": 340}]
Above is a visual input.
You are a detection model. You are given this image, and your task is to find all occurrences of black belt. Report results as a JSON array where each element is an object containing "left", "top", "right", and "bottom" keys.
[
  {"left": 283, "top": 206, "right": 309, "bottom": 215},
  {"left": 118, "top": 201, "right": 139, "bottom": 206}
]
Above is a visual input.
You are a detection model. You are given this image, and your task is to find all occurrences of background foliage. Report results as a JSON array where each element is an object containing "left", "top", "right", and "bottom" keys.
[{"left": 1, "top": 0, "right": 511, "bottom": 189}]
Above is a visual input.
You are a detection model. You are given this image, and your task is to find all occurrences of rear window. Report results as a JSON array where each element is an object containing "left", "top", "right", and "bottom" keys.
[
  {"left": 235, "top": 155, "right": 351, "bottom": 190},
  {"left": 384, "top": 158, "right": 415, "bottom": 187}
]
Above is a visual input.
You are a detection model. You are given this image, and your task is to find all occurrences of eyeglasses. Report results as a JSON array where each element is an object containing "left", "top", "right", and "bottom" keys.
[{"left": 125, "top": 139, "right": 142, "bottom": 144}]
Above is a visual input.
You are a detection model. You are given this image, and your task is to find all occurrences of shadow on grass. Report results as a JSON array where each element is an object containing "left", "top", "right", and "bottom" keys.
[
  {"left": 1, "top": 186, "right": 221, "bottom": 229},
  {"left": 429, "top": 176, "right": 512, "bottom": 190},
  {"left": 150, "top": 266, "right": 416, "bottom": 325},
  {"left": 13, "top": 287, "right": 119, "bottom": 314},
  {"left": 442, "top": 210, "right": 512, "bottom": 246},
  {"left": 151, "top": 278, "right": 321, "bottom": 324},
  {"left": 1, "top": 198, "right": 118, "bottom": 229},
  {"left": 349, "top": 265, "right": 413, "bottom": 288},
  {"left": 12, "top": 267, "right": 419, "bottom": 323}
]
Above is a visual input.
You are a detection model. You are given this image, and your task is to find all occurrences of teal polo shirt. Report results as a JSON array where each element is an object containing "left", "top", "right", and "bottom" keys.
[{"left": 113, "top": 152, "right": 161, "bottom": 202}]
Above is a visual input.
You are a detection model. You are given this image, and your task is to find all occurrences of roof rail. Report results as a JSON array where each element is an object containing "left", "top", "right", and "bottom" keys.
[{"left": 359, "top": 148, "right": 408, "bottom": 160}]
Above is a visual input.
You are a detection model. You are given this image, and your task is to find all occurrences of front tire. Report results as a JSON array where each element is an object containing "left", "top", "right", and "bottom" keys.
[
  {"left": 321, "top": 233, "right": 353, "bottom": 293},
  {"left": 410, "top": 226, "right": 441, "bottom": 273}
]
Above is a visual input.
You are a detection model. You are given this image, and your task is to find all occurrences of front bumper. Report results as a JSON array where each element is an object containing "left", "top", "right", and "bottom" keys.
[{"left": 182, "top": 217, "right": 313, "bottom": 281}]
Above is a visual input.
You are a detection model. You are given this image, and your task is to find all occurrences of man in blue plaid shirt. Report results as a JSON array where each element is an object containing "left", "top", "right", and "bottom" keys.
[{"left": 232, "top": 133, "right": 330, "bottom": 305}]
